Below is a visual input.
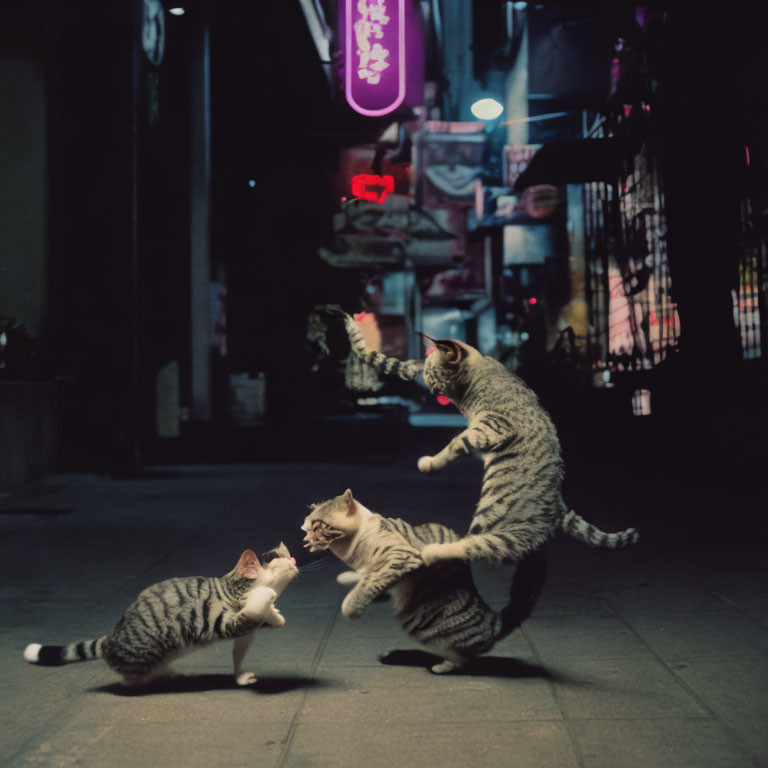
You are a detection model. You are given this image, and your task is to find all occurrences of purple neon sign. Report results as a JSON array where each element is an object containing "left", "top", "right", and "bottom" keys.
[{"left": 344, "top": 0, "right": 406, "bottom": 117}]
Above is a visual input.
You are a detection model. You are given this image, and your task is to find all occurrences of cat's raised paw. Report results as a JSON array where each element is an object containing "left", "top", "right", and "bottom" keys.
[
  {"left": 236, "top": 671, "right": 258, "bottom": 686},
  {"left": 336, "top": 570, "right": 360, "bottom": 587},
  {"left": 417, "top": 456, "right": 435, "bottom": 474},
  {"left": 243, "top": 586, "right": 278, "bottom": 620},
  {"left": 316, "top": 304, "right": 349, "bottom": 321},
  {"left": 267, "top": 610, "right": 286, "bottom": 628}
]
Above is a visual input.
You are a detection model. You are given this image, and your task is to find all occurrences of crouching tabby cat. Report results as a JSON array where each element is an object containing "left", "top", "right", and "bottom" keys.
[
  {"left": 302, "top": 490, "right": 546, "bottom": 674},
  {"left": 321, "top": 305, "right": 638, "bottom": 567},
  {"left": 23, "top": 544, "right": 298, "bottom": 687}
]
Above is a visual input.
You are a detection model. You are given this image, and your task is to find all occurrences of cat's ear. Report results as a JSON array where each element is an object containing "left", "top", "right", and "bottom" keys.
[
  {"left": 233, "top": 549, "right": 262, "bottom": 579},
  {"left": 276, "top": 542, "right": 290, "bottom": 558},
  {"left": 435, "top": 339, "right": 467, "bottom": 365},
  {"left": 343, "top": 489, "right": 357, "bottom": 515}
]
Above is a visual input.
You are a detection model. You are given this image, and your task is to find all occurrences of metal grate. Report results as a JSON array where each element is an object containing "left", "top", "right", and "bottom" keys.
[
  {"left": 734, "top": 192, "right": 766, "bottom": 359},
  {"left": 584, "top": 131, "right": 680, "bottom": 376}
]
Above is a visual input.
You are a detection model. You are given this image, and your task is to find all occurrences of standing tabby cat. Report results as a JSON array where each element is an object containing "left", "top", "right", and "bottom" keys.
[
  {"left": 23, "top": 544, "right": 298, "bottom": 686},
  {"left": 321, "top": 305, "right": 638, "bottom": 567},
  {"left": 302, "top": 490, "right": 546, "bottom": 673}
]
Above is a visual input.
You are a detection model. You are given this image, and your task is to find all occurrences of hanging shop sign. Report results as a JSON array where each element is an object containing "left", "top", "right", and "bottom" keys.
[
  {"left": 416, "top": 124, "right": 487, "bottom": 207},
  {"left": 503, "top": 144, "right": 542, "bottom": 188},
  {"left": 342, "top": 0, "right": 406, "bottom": 116}
]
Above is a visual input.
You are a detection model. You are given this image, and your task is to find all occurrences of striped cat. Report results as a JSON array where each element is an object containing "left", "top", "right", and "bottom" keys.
[
  {"left": 321, "top": 305, "right": 638, "bottom": 567},
  {"left": 302, "top": 489, "right": 546, "bottom": 674},
  {"left": 23, "top": 544, "right": 298, "bottom": 687}
]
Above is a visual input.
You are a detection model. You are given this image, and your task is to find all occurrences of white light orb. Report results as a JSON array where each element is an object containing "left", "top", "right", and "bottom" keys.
[
  {"left": 168, "top": 7, "right": 186, "bottom": 16},
  {"left": 471, "top": 98, "right": 504, "bottom": 120}
]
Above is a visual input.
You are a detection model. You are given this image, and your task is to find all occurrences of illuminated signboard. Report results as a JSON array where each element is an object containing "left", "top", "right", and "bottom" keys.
[
  {"left": 344, "top": 0, "right": 406, "bottom": 116},
  {"left": 351, "top": 173, "right": 395, "bottom": 204}
]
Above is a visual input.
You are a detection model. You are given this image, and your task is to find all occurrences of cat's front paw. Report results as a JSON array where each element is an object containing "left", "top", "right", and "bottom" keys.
[
  {"left": 235, "top": 671, "right": 258, "bottom": 686},
  {"left": 341, "top": 593, "right": 364, "bottom": 619},
  {"left": 243, "top": 586, "right": 278, "bottom": 620},
  {"left": 336, "top": 570, "right": 361, "bottom": 587},
  {"left": 417, "top": 455, "right": 435, "bottom": 474}
]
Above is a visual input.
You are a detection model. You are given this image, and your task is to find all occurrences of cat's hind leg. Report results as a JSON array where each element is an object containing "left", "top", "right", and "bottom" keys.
[
  {"left": 429, "top": 649, "right": 467, "bottom": 675},
  {"left": 233, "top": 634, "right": 257, "bottom": 686},
  {"left": 377, "top": 647, "right": 466, "bottom": 673}
]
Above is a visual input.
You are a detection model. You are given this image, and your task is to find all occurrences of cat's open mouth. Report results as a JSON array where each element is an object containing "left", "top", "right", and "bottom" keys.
[
  {"left": 302, "top": 520, "right": 344, "bottom": 551},
  {"left": 303, "top": 534, "right": 328, "bottom": 552}
]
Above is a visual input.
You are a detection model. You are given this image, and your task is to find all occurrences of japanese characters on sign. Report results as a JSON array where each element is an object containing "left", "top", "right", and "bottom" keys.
[{"left": 344, "top": 0, "right": 405, "bottom": 116}]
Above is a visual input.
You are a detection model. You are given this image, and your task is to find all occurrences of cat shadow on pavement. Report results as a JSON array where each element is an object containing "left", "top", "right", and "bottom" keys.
[
  {"left": 379, "top": 649, "right": 568, "bottom": 681},
  {"left": 91, "top": 673, "right": 321, "bottom": 696}
]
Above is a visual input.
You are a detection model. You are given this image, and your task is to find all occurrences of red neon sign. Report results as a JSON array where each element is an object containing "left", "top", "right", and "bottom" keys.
[{"left": 351, "top": 174, "right": 395, "bottom": 204}]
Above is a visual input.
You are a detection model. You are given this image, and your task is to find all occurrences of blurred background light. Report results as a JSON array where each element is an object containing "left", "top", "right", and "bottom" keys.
[
  {"left": 168, "top": 7, "right": 186, "bottom": 16},
  {"left": 470, "top": 98, "right": 504, "bottom": 120}
]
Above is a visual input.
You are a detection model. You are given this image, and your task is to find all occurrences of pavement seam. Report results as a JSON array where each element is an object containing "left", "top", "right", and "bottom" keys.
[
  {"left": 709, "top": 589, "right": 768, "bottom": 628},
  {"left": 520, "top": 624, "right": 587, "bottom": 768},
  {"left": 275, "top": 606, "right": 340, "bottom": 768},
  {"left": 605, "top": 597, "right": 763, "bottom": 768}
]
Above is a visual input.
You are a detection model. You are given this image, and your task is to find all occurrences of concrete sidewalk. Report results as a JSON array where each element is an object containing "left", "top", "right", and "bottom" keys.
[{"left": 1, "top": 459, "right": 767, "bottom": 767}]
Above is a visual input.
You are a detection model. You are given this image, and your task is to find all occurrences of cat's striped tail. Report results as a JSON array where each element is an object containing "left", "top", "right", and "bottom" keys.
[
  {"left": 560, "top": 510, "right": 639, "bottom": 548},
  {"left": 320, "top": 304, "right": 424, "bottom": 382},
  {"left": 498, "top": 548, "right": 548, "bottom": 638},
  {"left": 24, "top": 637, "right": 107, "bottom": 666}
]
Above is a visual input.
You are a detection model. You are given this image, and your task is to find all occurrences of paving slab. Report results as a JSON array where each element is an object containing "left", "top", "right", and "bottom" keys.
[
  {"left": 573, "top": 718, "right": 756, "bottom": 768},
  {"left": 284, "top": 721, "right": 580, "bottom": 768},
  {"left": 598, "top": 578, "right": 734, "bottom": 616},
  {"left": 9, "top": 721, "right": 291, "bottom": 768},
  {"left": 524, "top": 613, "right": 654, "bottom": 661},
  {"left": 671, "top": 655, "right": 768, "bottom": 764},
  {"left": 624, "top": 610, "right": 768, "bottom": 661},
  {"left": 551, "top": 657, "right": 708, "bottom": 719}
]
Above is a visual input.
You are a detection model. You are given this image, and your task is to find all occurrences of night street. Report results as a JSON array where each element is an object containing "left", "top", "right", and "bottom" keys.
[
  {"left": 2, "top": 1, "right": 768, "bottom": 766},
  {"left": 3, "top": 449, "right": 766, "bottom": 768}
]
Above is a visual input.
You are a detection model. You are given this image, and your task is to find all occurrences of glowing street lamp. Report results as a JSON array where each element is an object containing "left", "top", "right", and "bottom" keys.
[{"left": 471, "top": 98, "right": 504, "bottom": 121}]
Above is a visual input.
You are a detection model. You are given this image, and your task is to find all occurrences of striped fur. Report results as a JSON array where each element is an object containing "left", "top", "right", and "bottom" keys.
[
  {"left": 302, "top": 491, "right": 547, "bottom": 673},
  {"left": 328, "top": 306, "right": 639, "bottom": 565},
  {"left": 560, "top": 508, "right": 638, "bottom": 548},
  {"left": 23, "top": 545, "right": 297, "bottom": 686}
]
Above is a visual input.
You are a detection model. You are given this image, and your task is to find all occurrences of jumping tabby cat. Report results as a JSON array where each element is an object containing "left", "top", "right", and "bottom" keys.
[
  {"left": 302, "top": 490, "right": 546, "bottom": 673},
  {"left": 321, "top": 305, "right": 639, "bottom": 567},
  {"left": 23, "top": 544, "right": 298, "bottom": 686}
]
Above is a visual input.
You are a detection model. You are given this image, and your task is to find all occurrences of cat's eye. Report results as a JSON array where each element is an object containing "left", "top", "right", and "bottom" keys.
[{"left": 260, "top": 551, "right": 278, "bottom": 564}]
